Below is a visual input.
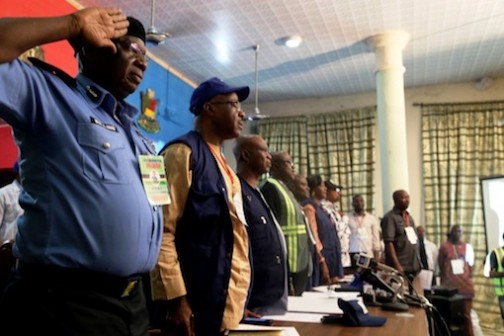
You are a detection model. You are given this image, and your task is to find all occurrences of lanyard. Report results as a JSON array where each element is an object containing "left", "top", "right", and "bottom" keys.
[
  {"left": 403, "top": 211, "right": 410, "bottom": 226},
  {"left": 206, "top": 142, "right": 237, "bottom": 188}
]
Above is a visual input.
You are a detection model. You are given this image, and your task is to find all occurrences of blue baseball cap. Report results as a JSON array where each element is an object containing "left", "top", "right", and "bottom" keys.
[
  {"left": 189, "top": 77, "right": 249, "bottom": 115},
  {"left": 338, "top": 298, "right": 387, "bottom": 327}
]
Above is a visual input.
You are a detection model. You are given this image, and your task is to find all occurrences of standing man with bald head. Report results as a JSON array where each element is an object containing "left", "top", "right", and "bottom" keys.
[
  {"left": 234, "top": 135, "right": 288, "bottom": 316},
  {"left": 381, "top": 190, "right": 422, "bottom": 292},
  {"left": 261, "top": 152, "right": 312, "bottom": 296},
  {"left": 151, "top": 78, "right": 251, "bottom": 335}
]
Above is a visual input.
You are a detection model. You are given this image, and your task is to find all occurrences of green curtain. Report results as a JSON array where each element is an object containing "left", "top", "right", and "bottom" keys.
[
  {"left": 256, "top": 116, "right": 309, "bottom": 175},
  {"left": 257, "top": 106, "right": 376, "bottom": 213},
  {"left": 421, "top": 101, "right": 504, "bottom": 332},
  {"left": 306, "top": 107, "right": 376, "bottom": 213}
]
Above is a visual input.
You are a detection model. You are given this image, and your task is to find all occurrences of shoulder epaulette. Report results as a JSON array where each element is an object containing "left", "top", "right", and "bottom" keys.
[{"left": 27, "top": 57, "right": 76, "bottom": 88}]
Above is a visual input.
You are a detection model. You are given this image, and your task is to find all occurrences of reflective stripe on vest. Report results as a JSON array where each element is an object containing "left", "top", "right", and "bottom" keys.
[
  {"left": 267, "top": 178, "right": 306, "bottom": 273},
  {"left": 493, "top": 247, "right": 504, "bottom": 296}
]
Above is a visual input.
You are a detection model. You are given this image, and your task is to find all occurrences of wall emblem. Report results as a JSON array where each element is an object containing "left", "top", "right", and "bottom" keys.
[{"left": 138, "top": 88, "right": 160, "bottom": 133}]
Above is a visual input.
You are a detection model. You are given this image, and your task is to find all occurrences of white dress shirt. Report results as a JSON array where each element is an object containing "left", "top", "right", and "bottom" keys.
[{"left": 347, "top": 211, "right": 381, "bottom": 257}]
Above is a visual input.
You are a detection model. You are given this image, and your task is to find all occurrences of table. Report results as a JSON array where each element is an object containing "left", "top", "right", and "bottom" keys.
[{"left": 272, "top": 306, "right": 429, "bottom": 336}]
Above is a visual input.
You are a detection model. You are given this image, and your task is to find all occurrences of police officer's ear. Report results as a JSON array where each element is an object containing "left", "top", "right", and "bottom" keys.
[
  {"left": 77, "top": 47, "right": 100, "bottom": 71},
  {"left": 80, "top": 46, "right": 102, "bottom": 62}
]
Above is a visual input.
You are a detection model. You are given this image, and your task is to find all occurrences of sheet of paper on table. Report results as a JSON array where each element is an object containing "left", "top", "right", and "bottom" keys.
[
  {"left": 227, "top": 324, "right": 299, "bottom": 336},
  {"left": 264, "top": 312, "right": 326, "bottom": 324},
  {"left": 285, "top": 291, "right": 367, "bottom": 314}
]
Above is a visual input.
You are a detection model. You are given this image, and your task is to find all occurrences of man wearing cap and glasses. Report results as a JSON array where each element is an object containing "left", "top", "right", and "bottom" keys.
[
  {"left": 322, "top": 180, "right": 351, "bottom": 271},
  {"left": 0, "top": 8, "right": 163, "bottom": 336},
  {"left": 151, "top": 77, "right": 251, "bottom": 335}
]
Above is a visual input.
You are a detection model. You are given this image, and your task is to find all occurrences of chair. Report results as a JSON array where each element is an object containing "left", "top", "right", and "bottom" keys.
[{"left": 0, "top": 239, "right": 15, "bottom": 293}]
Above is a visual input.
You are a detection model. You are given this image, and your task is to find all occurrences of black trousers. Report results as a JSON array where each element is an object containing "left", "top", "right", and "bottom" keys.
[{"left": 0, "top": 262, "right": 149, "bottom": 336}]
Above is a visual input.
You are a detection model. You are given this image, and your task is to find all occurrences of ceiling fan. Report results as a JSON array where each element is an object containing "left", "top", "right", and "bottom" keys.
[
  {"left": 245, "top": 44, "right": 269, "bottom": 121},
  {"left": 146, "top": 0, "right": 171, "bottom": 45}
]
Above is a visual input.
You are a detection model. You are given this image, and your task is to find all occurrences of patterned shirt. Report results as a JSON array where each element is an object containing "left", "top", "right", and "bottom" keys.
[
  {"left": 321, "top": 200, "right": 351, "bottom": 267},
  {"left": 0, "top": 180, "right": 23, "bottom": 241}
]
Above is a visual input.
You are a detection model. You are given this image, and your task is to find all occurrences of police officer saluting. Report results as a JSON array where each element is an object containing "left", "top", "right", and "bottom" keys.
[{"left": 0, "top": 7, "right": 166, "bottom": 336}]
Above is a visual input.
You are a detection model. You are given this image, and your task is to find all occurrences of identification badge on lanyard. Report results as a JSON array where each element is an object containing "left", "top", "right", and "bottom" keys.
[
  {"left": 405, "top": 226, "right": 418, "bottom": 244},
  {"left": 139, "top": 155, "right": 171, "bottom": 205},
  {"left": 451, "top": 259, "right": 465, "bottom": 275}
]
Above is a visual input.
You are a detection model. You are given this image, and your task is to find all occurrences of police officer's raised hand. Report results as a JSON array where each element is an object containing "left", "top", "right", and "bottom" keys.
[
  {"left": 69, "top": 7, "right": 129, "bottom": 53},
  {"left": 0, "top": 7, "right": 122, "bottom": 62}
]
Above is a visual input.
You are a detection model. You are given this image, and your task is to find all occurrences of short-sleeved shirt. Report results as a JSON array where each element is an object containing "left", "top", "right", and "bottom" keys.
[
  {"left": 0, "top": 60, "right": 163, "bottom": 276},
  {"left": 347, "top": 211, "right": 381, "bottom": 257},
  {"left": 381, "top": 208, "right": 421, "bottom": 274},
  {"left": 0, "top": 180, "right": 23, "bottom": 241}
]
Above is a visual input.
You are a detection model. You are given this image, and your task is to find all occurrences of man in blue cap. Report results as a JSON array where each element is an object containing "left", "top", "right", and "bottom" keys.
[
  {"left": 0, "top": 7, "right": 162, "bottom": 336},
  {"left": 151, "top": 77, "right": 251, "bottom": 335}
]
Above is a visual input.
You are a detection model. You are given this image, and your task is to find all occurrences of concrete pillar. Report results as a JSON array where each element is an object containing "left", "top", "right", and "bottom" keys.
[{"left": 367, "top": 31, "right": 410, "bottom": 213}]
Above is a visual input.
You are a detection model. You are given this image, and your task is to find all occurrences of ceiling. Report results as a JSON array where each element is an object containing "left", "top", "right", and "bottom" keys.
[{"left": 69, "top": 0, "right": 504, "bottom": 106}]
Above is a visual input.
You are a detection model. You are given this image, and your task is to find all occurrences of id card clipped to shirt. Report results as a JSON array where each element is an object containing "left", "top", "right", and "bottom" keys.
[
  {"left": 405, "top": 226, "right": 418, "bottom": 244},
  {"left": 139, "top": 155, "right": 171, "bottom": 205}
]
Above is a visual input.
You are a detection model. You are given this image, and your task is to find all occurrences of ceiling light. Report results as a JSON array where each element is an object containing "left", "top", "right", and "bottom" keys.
[{"left": 284, "top": 35, "right": 303, "bottom": 48}]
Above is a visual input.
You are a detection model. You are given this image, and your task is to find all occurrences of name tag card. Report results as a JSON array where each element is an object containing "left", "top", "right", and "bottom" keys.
[
  {"left": 405, "top": 227, "right": 418, "bottom": 244},
  {"left": 139, "top": 155, "right": 171, "bottom": 205},
  {"left": 451, "top": 259, "right": 465, "bottom": 275}
]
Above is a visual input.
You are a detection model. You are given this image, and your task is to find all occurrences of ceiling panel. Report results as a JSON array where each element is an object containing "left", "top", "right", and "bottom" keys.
[{"left": 74, "top": 0, "right": 504, "bottom": 110}]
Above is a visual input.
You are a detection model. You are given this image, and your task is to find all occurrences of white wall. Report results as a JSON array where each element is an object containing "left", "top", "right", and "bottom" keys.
[{"left": 232, "top": 78, "right": 504, "bottom": 223}]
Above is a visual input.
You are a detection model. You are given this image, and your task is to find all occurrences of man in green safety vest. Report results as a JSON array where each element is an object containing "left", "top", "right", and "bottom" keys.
[
  {"left": 487, "top": 233, "right": 504, "bottom": 319},
  {"left": 261, "top": 151, "right": 312, "bottom": 296}
]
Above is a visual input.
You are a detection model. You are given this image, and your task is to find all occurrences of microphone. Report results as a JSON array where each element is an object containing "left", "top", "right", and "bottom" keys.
[
  {"left": 354, "top": 253, "right": 400, "bottom": 274},
  {"left": 355, "top": 256, "right": 410, "bottom": 312}
]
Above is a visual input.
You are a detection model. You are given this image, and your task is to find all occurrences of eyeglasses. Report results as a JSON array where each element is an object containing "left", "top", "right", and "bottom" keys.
[
  {"left": 118, "top": 39, "right": 149, "bottom": 63},
  {"left": 210, "top": 100, "right": 241, "bottom": 110}
]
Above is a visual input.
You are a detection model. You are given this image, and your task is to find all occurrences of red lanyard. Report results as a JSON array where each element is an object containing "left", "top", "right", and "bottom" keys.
[{"left": 403, "top": 211, "right": 410, "bottom": 226}]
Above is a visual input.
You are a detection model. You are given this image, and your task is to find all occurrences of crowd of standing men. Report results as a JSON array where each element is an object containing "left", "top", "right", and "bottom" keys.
[{"left": 0, "top": 5, "right": 502, "bottom": 336}]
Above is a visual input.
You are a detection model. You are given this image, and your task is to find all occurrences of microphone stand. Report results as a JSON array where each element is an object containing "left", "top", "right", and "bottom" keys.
[{"left": 359, "top": 268, "right": 409, "bottom": 312}]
